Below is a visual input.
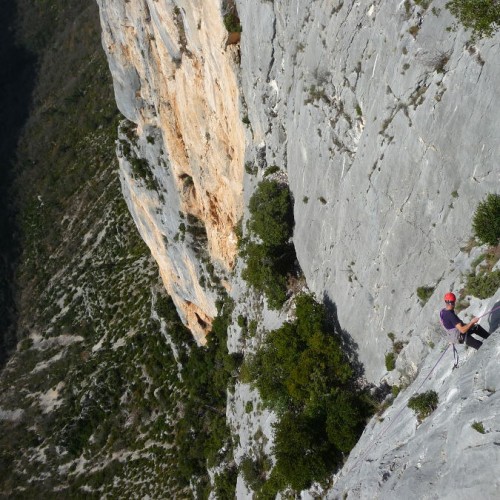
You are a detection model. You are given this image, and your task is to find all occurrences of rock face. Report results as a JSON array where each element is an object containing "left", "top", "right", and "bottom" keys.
[
  {"left": 330, "top": 294, "right": 500, "bottom": 499},
  {"left": 98, "top": 0, "right": 499, "bottom": 376},
  {"left": 95, "top": 0, "right": 500, "bottom": 497},
  {"left": 96, "top": 0, "right": 245, "bottom": 341},
  {"left": 237, "top": 0, "right": 500, "bottom": 382}
]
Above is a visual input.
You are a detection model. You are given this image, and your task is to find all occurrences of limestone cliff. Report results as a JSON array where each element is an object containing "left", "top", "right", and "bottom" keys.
[
  {"left": 237, "top": 0, "right": 500, "bottom": 381},
  {"left": 96, "top": 1, "right": 500, "bottom": 495},
  {"left": 97, "top": 0, "right": 245, "bottom": 341},
  {"left": 330, "top": 293, "right": 500, "bottom": 499},
  {"left": 98, "top": 0, "right": 499, "bottom": 377}
]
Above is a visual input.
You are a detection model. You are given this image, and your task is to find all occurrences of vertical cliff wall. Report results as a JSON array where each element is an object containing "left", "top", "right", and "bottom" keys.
[
  {"left": 97, "top": 0, "right": 499, "bottom": 378},
  {"left": 237, "top": 0, "right": 500, "bottom": 381},
  {"left": 97, "top": 0, "right": 245, "bottom": 341},
  {"left": 92, "top": 0, "right": 500, "bottom": 496}
]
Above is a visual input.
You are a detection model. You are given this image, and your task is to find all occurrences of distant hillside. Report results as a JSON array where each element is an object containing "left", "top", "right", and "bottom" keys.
[
  {"left": 0, "top": 1, "right": 231, "bottom": 497},
  {"left": 0, "top": 0, "right": 35, "bottom": 366}
]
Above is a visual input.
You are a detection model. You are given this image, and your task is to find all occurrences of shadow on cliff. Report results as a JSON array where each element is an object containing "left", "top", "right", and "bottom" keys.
[
  {"left": 322, "top": 293, "right": 365, "bottom": 380},
  {"left": 488, "top": 300, "right": 500, "bottom": 334}
]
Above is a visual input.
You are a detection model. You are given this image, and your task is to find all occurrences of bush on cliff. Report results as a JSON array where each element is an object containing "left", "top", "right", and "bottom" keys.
[
  {"left": 446, "top": 0, "right": 500, "bottom": 39},
  {"left": 242, "top": 294, "right": 373, "bottom": 491},
  {"left": 472, "top": 193, "right": 500, "bottom": 246},
  {"left": 174, "top": 294, "right": 240, "bottom": 494},
  {"left": 456, "top": 194, "right": 500, "bottom": 301},
  {"left": 408, "top": 390, "right": 439, "bottom": 422},
  {"left": 248, "top": 179, "right": 294, "bottom": 248},
  {"left": 464, "top": 269, "right": 500, "bottom": 299},
  {"left": 241, "top": 179, "right": 297, "bottom": 309}
]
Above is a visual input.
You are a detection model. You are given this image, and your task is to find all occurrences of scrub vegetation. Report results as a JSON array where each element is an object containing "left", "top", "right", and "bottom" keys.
[
  {"left": 241, "top": 294, "right": 373, "bottom": 493},
  {"left": 471, "top": 421, "right": 485, "bottom": 434},
  {"left": 240, "top": 179, "right": 298, "bottom": 309},
  {"left": 417, "top": 285, "right": 435, "bottom": 305},
  {"left": 407, "top": 390, "right": 439, "bottom": 422},
  {"left": 446, "top": 0, "right": 500, "bottom": 39},
  {"left": 223, "top": 1, "right": 242, "bottom": 32},
  {"left": 0, "top": 1, "right": 239, "bottom": 497},
  {"left": 472, "top": 193, "right": 500, "bottom": 246},
  {"left": 460, "top": 195, "right": 500, "bottom": 300}
]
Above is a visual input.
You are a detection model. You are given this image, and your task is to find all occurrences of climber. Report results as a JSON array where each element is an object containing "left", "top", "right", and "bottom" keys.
[{"left": 439, "top": 292, "right": 490, "bottom": 349}]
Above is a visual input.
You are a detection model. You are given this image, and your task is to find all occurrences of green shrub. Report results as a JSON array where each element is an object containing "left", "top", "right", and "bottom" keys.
[
  {"left": 264, "top": 165, "right": 280, "bottom": 177},
  {"left": 248, "top": 179, "right": 293, "bottom": 248},
  {"left": 223, "top": 12, "right": 242, "bottom": 32},
  {"left": 214, "top": 465, "right": 238, "bottom": 499},
  {"left": 240, "top": 454, "right": 270, "bottom": 491},
  {"left": 325, "top": 392, "right": 367, "bottom": 453},
  {"left": 391, "top": 385, "right": 401, "bottom": 397},
  {"left": 245, "top": 161, "right": 258, "bottom": 175},
  {"left": 446, "top": 0, "right": 500, "bottom": 39},
  {"left": 245, "top": 294, "right": 373, "bottom": 491},
  {"left": 241, "top": 179, "right": 296, "bottom": 309},
  {"left": 471, "top": 421, "right": 485, "bottom": 434},
  {"left": 408, "top": 390, "right": 438, "bottom": 421},
  {"left": 472, "top": 193, "right": 500, "bottom": 246},
  {"left": 241, "top": 241, "right": 290, "bottom": 310},
  {"left": 417, "top": 285, "right": 435, "bottom": 305},
  {"left": 272, "top": 411, "right": 337, "bottom": 491},
  {"left": 250, "top": 294, "right": 353, "bottom": 411},
  {"left": 385, "top": 352, "right": 396, "bottom": 371},
  {"left": 464, "top": 270, "right": 500, "bottom": 299},
  {"left": 174, "top": 294, "right": 238, "bottom": 485}
]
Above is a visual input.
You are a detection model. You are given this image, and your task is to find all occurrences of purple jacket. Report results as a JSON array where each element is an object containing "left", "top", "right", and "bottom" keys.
[
  {"left": 440, "top": 308, "right": 462, "bottom": 344},
  {"left": 440, "top": 308, "right": 463, "bottom": 330}
]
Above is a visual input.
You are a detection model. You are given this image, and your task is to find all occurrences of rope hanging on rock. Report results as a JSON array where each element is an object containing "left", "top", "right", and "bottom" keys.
[
  {"left": 345, "top": 303, "right": 500, "bottom": 477},
  {"left": 476, "top": 304, "right": 500, "bottom": 320},
  {"left": 452, "top": 344, "right": 459, "bottom": 370},
  {"left": 348, "top": 344, "right": 450, "bottom": 474}
]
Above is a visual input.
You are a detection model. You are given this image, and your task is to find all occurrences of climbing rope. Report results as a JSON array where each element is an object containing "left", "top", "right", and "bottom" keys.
[
  {"left": 348, "top": 344, "right": 450, "bottom": 474},
  {"left": 452, "top": 344, "right": 459, "bottom": 370},
  {"left": 476, "top": 303, "right": 500, "bottom": 320}
]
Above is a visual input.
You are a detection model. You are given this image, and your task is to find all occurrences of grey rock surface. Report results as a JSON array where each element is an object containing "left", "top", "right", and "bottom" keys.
[
  {"left": 329, "top": 292, "right": 500, "bottom": 499},
  {"left": 96, "top": 0, "right": 500, "bottom": 497},
  {"left": 237, "top": 0, "right": 500, "bottom": 382}
]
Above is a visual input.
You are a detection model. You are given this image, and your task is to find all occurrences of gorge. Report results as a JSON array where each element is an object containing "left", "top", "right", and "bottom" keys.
[{"left": 0, "top": 0, "right": 499, "bottom": 498}]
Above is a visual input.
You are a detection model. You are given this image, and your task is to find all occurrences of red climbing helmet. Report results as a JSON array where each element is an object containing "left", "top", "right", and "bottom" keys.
[{"left": 444, "top": 292, "right": 456, "bottom": 303}]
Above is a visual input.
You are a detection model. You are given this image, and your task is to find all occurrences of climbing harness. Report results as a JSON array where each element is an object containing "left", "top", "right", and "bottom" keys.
[
  {"left": 452, "top": 344, "right": 459, "bottom": 370},
  {"left": 439, "top": 309, "right": 462, "bottom": 368}
]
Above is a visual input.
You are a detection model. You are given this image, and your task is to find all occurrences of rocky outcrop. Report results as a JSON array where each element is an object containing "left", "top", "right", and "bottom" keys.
[
  {"left": 96, "top": 0, "right": 500, "bottom": 497},
  {"left": 96, "top": 0, "right": 245, "bottom": 340},
  {"left": 330, "top": 293, "right": 500, "bottom": 499}
]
